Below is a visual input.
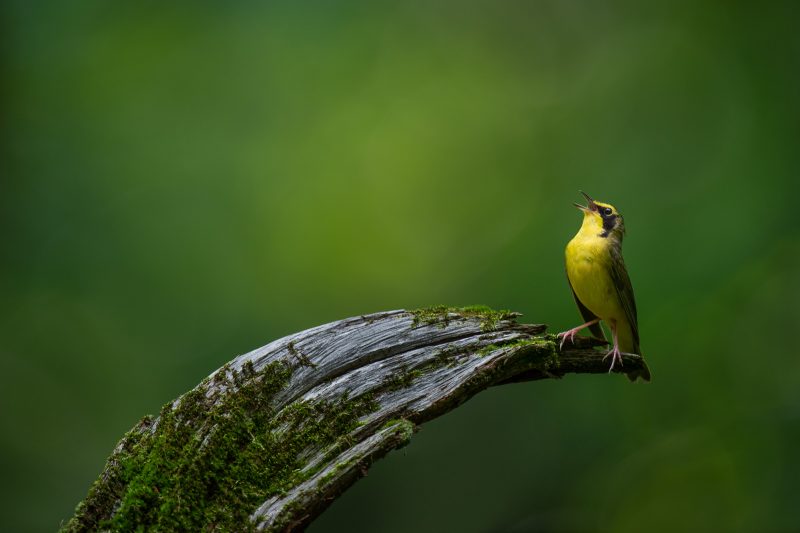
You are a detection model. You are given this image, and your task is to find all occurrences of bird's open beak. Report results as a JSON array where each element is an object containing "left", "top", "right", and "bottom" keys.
[{"left": 573, "top": 190, "right": 597, "bottom": 212}]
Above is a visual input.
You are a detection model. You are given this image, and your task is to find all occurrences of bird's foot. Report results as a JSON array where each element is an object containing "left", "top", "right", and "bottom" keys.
[
  {"left": 603, "top": 345, "right": 624, "bottom": 372},
  {"left": 557, "top": 326, "right": 585, "bottom": 349}
]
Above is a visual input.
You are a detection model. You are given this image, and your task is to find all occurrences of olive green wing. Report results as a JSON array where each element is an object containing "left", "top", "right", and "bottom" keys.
[
  {"left": 608, "top": 245, "right": 640, "bottom": 354},
  {"left": 567, "top": 277, "right": 606, "bottom": 341}
]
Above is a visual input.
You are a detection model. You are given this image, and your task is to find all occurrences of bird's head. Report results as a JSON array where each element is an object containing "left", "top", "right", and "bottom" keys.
[{"left": 573, "top": 191, "right": 626, "bottom": 239}]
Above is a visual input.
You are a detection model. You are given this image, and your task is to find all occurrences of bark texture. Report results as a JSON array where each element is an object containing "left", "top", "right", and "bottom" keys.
[{"left": 63, "top": 306, "right": 647, "bottom": 532}]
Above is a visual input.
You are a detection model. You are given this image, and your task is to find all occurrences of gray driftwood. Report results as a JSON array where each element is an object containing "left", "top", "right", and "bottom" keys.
[{"left": 63, "top": 307, "right": 647, "bottom": 532}]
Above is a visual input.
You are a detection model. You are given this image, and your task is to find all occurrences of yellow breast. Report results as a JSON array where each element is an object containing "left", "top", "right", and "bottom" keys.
[{"left": 565, "top": 231, "right": 624, "bottom": 322}]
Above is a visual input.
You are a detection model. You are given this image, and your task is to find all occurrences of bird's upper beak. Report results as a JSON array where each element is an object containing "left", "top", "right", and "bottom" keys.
[{"left": 573, "top": 190, "right": 597, "bottom": 212}]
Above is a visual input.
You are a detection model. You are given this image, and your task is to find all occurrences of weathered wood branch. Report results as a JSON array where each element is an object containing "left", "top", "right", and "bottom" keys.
[{"left": 63, "top": 306, "right": 647, "bottom": 532}]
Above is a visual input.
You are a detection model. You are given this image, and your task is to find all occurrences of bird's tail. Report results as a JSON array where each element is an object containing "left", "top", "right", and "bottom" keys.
[
  {"left": 620, "top": 330, "right": 651, "bottom": 382},
  {"left": 626, "top": 358, "right": 651, "bottom": 382}
]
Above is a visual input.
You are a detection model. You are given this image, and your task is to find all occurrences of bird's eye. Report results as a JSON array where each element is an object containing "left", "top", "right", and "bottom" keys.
[{"left": 602, "top": 207, "right": 613, "bottom": 216}]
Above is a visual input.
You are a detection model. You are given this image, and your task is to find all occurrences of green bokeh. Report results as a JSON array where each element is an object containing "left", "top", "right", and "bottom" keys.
[{"left": 1, "top": 1, "right": 798, "bottom": 531}]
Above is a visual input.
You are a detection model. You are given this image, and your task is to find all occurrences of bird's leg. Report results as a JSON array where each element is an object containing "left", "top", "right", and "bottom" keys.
[
  {"left": 557, "top": 318, "right": 601, "bottom": 349},
  {"left": 602, "top": 320, "right": 623, "bottom": 372}
]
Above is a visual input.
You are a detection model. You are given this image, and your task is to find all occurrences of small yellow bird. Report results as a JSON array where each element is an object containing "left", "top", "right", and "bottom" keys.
[{"left": 558, "top": 191, "right": 651, "bottom": 382}]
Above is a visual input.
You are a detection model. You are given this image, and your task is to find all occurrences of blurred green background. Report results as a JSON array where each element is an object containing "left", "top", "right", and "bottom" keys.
[{"left": 2, "top": 1, "right": 799, "bottom": 531}]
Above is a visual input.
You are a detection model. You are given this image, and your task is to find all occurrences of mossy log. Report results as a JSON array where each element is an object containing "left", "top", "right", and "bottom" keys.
[{"left": 63, "top": 306, "right": 647, "bottom": 532}]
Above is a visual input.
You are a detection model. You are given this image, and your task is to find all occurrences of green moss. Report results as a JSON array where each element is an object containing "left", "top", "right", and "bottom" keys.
[
  {"left": 380, "top": 418, "right": 405, "bottom": 430},
  {"left": 379, "top": 367, "right": 424, "bottom": 392},
  {"left": 477, "top": 337, "right": 553, "bottom": 357},
  {"left": 375, "top": 345, "right": 468, "bottom": 396},
  {"left": 378, "top": 419, "right": 415, "bottom": 444},
  {"left": 538, "top": 338, "right": 561, "bottom": 370},
  {"left": 410, "top": 304, "right": 518, "bottom": 331},
  {"left": 477, "top": 343, "right": 499, "bottom": 356},
  {"left": 65, "top": 416, "right": 154, "bottom": 533},
  {"left": 287, "top": 341, "right": 316, "bottom": 368},
  {"left": 434, "top": 345, "right": 465, "bottom": 367},
  {"left": 316, "top": 457, "right": 357, "bottom": 487},
  {"left": 64, "top": 361, "right": 379, "bottom": 532}
]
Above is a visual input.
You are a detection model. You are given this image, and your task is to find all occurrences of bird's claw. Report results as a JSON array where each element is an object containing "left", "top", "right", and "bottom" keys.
[
  {"left": 603, "top": 345, "right": 624, "bottom": 372},
  {"left": 556, "top": 328, "right": 580, "bottom": 349}
]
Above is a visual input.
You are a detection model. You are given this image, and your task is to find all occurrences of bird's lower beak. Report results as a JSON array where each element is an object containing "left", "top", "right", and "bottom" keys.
[{"left": 574, "top": 190, "right": 596, "bottom": 212}]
